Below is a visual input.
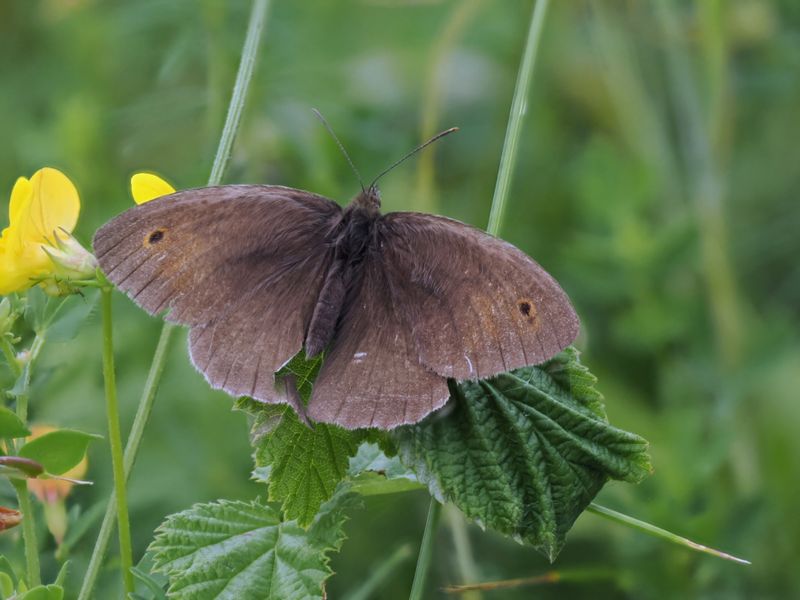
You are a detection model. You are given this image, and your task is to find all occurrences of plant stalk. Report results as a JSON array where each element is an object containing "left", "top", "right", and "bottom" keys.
[
  {"left": 410, "top": 2, "right": 552, "bottom": 596},
  {"left": 78, "top": 324, "right": 174, "bottom": 600},
  {"left": 78, "top": 1, "right": 270, "bottom": 598},
  {"left": 415, "top": 0, "right": 483, "bottom": 213},
  {"left": 445, "top": 504, "right": 482, "bottom": 600},
  {"left": 409, "top": 498, "right": 442, "bottom": 600},
  {"left": 13, "top": 479, "right": 40, "bottom": 588},
  {"left": 100, "top": 288, "right": 134, "bottom": 594},
  {"left": 587, "top": 503, "right": 750, "bottom": 565},
  {"left": 486, "top": 0, "right": 550, "bottom": 237},
  {"left": 0, "top": 336, "right": 20, "bottom": 379},
  {"left": 11, "top": 332, "right": 46, "bottom": 588},
  {"left": 15, "top": 334, "right": 45, "bottom": 425},
  {"left": 348, "top": 543, "right": 413, "bottom": 600}
]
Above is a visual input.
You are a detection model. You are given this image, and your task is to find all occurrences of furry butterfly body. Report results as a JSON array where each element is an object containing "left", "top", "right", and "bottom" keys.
[{"left": 93, "top": 184, "right": 579, "bottom": 429}]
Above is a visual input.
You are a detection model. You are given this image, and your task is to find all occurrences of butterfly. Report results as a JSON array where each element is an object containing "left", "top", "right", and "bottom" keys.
[{"left": 93, "top": 174, "right": 578, "bottom": 430}]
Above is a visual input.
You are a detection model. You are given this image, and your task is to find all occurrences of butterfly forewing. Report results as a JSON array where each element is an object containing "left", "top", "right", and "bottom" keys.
[
  {"left": 93, "top": 185, "right": 341, "bottom": 403},
  {"left": 377, "top": 212, "right": 579, "bottom": 381}
]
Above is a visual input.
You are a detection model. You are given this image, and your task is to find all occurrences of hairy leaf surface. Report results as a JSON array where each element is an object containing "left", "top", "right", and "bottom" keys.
[
  {"left": 395, "top": 347, "right": 652, "bottom": 560},
  {"left": 149, "top": 490, "right": 356, "bottom": 600},
  {"left": 238, "top": 353, "right": 365, "bottom": 527}
]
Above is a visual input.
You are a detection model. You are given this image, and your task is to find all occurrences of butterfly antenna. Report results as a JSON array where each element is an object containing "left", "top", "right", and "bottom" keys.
[
  {"left": 369, "top": 127, "right": 459, "bottom": 188},
  {"left": 312, "top": 108, "right": 365, "bottom": 192}
]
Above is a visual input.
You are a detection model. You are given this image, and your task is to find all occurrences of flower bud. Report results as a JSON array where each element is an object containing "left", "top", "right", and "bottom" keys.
[
  {"left": 45, "top": 231, "right": 98, "bottom": 280},
  {"left": 0, "top": 506, "right": 22, "bottom": 531}
]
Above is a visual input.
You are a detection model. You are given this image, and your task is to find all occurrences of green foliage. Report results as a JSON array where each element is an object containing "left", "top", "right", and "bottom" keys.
[
  {"left": 149, "top": 490, "right": 357, "bottom": 600},
  {"left": 0, "top": 406, "right": 30, "bottom": 438},
  {"left": 2, "top": 1, "right": 796, "bottom": 597},
  {"left": 129, "top": 565, "right": 168, "bottom": 600},
  {"left": 18, "top": 429, "right": 100, "bottom": 476},
  {"left": 18, "top": 585, "right": 64, "bottom": 600},
  {"left": 395, "top": 347, "right": 651, "bottom": 561},
  {"left": 247, "top": 402, "right": 362, "bottom": 527},
  {"left": 348, "top": 442, "right": 422, "bottom": 497},
  {"left": 0, "top": 573, "right": 12, "bottom": 599},
  {"left": 238, "top": 353, "right": 368, "bottom": 527}
]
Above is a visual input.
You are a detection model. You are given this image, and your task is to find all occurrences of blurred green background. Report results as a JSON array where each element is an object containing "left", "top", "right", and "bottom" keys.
[{"left": 1, "top": 0, "right": 798, "bottom": 598}]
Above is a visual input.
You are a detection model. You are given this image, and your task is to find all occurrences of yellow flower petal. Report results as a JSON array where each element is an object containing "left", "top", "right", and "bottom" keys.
[
  {"left": 9, "top": 176, "right": 32, "bottom": 225},
  {"left": 131, "top": 172, "right": 176, "bottom": 204},
  {"left": 0, "top": 168, "right": 82, "bottom": 295},
  {"left": 18, "top": 167, "right": 80, "bottom": 245}
]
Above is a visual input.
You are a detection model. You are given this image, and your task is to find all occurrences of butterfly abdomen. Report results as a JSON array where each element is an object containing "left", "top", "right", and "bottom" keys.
[
  {"left": 304, "top": 206, "right": 378, "bottom": 357},
  {"left": 305, "top": 263, "right": 346, "bottom": 357}
]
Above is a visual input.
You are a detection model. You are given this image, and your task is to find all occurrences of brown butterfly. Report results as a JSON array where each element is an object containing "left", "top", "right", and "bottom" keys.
[{"left": 93, "top": 154, "right": 578, "bottom": 431}]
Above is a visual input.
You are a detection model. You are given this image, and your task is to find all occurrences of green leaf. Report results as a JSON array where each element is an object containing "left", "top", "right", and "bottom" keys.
[
  {"left": 348, "top": 442, "right": 424, "bottom": 496},
  {"left": 247, "top": 404, "right": 361, "bottom": 526},
  {"left": 0, "top": 556, "right": 16, "bottom": 588},
  {"left": 46, "top": 291, "right": 98, "bottom": 343},
  {"left": 23, "top": 287, "right": 47, "bottom": 333},
  {"left": 18, "top": 429, "right": 101, "bottom": 475},
  {"left": 149, "top": 489, "right": 357, "bottom": 600},
  {"left": 0, "top": 406, "right": 31, "bottom": 438},
  {"left": 18, "top": 585, "right": 64, "bottom": 600},
  {"left": 53, "top": 561, "right": 69, "bottom": 588},
  {"left": 395, "top": 346, "right": 652, "bottom": 561},
  {"left": 0, "top": 572, "right": 13, "bottom": 599},
  {"left": 130, "top": 565, "right": 168, "bottom": 600},
  {"left": 8, "top": 361, "right": 31, "bottom": 398},
  {"left": 238, "top": 352, "right": 365, "bottom": 527}
]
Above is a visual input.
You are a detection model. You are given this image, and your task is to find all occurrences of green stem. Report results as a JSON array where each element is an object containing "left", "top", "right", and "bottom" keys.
[
  {"left": 654, "top": 1, "right": 743, "bottom": 370},
  {"left": 587, "top": 503, "right": 751, "bottom": 565},
  {"left": 0, "top": 336, "right": 20, "bottom": 379},
  {"left": 100, "top": 288, "right": 134, "bottom": 594},
  {"left": 413, "top": 2, "right": 551, "bottom": 596},
  {"left": 8, "top": 332, "right": 46, "bottom": 586},
  {"left": 348, "top": 543, "right": 413, "bottom": 600},
  {"left": 13, "top": 479, "right": 40, "bottom": 588},
  {"left": 78, "top": 325, "right": 175, "bottom": 600},
  {"left": 207, "top": 0, "right": 269, "bottom": 186},
  {"left": 486, "top": 0, "right": 550, "bottom": 237},
  {"left": 442, "top": 568, "right": 615, "bottom": 594},
  {"left": 78, "top": 2, "right": 270, "bottom": 598},
  {"left": 15, "top": 334, "right": 45, "bottom": 425},
  {"left": 409, "top": 498, "right": 442, "bottom": 600},
  {"left": 445, "top": 504, "right": 482, "bottom": 600},
  {"left": 415, "top": 0, "right": 482, "bottom": 213}
]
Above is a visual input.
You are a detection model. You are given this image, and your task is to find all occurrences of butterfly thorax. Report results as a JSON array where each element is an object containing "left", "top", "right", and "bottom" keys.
[
  {"left": 303, "top": 187, "right": 382, "bottom": 358},
  {"left": 350, "top": 184, "right": 381, "bottom": 214}
]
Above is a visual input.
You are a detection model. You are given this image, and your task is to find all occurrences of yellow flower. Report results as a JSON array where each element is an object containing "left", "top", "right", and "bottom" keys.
[
  {"left": 131, "top": 172, "right": 176, "bottom": 204},
  {"left": 0, "top": 167, "right": 96, "bottom": 295}
]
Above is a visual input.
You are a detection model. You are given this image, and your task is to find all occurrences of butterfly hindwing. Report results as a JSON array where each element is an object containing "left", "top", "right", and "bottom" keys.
[
  {"left": 93, "top": 185, "right": 342, "bottom": 403},
  {"left": 306, "top": 248, "right": 449, "bottom": 429}
]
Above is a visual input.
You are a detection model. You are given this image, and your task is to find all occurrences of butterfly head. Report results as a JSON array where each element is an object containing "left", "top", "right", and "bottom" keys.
[{"left": 351, "top": 184, "right": 381, "bottom": 215}]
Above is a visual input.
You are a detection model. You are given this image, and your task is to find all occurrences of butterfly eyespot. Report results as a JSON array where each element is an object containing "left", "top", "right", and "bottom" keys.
[
  {"left": 517, "top": 299, "right": 538, "bottom": 326},
  {"left": 145, "top": 229, "right": 166, "bottom": 246}
]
